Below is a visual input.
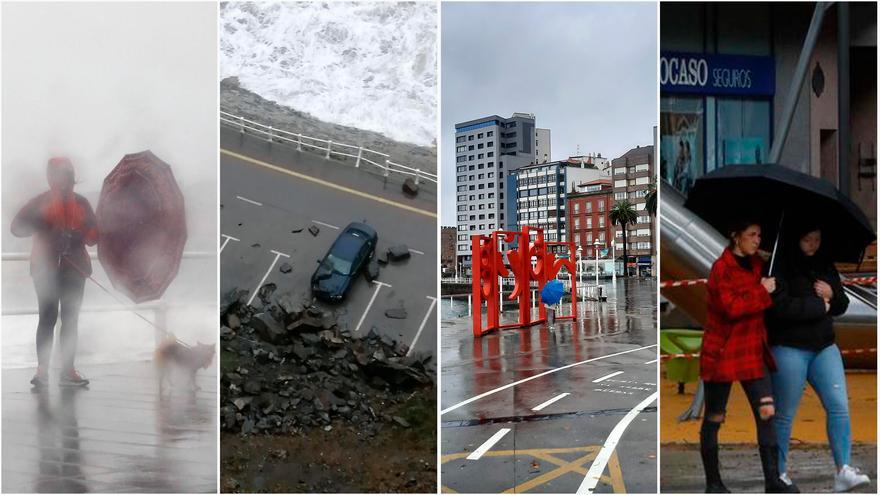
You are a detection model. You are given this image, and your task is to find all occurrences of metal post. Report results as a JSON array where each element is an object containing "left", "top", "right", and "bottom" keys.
[
  {"left": 768, "top": 2, "right": 832, "bottom": 164},
  {"left": 239, "top": 116, "right": 245, "bottom": 133},
  {"left": 595, "top": 245, "right": 600, "bottom": 287},
  {"left": 838, "top": 2, "right": 851, "bottom": 196},
  {"left": 326, "top": 140, "right": 333, "bottom": 159},
  {"left": 296, "top": 133, "right": 302, "bottom": 152},
  {"left": 355, "top": 147, "right": 363, "bottom": 168},
  {"left": 468, "top": 294, "right": 472, "bottom": 315},
  {"left": 267, "top": 126, "right": 273, "bottom": 143},
  {"left": 612, "top": 241, "right": 617, "bottom": 281},
  {"left": 384, "top": 159, "right": 391, "bottom": 177},
  {"left": 415, "top": 170, "right": 421, "bottom": 186}
]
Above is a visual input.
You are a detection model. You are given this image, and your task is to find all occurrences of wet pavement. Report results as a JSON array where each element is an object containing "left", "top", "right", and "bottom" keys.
[
  {"left": 2, "top": 362, "right": 217, "bottom": 493},
  {"left": 441, "top": 278, "right": 658, "bottom": 493},
  {"left": 660, "top": 444, "right": 877, "bottom": 493},
  {"left": 220, "top": 126, "right": 438, "bottom": 358}
]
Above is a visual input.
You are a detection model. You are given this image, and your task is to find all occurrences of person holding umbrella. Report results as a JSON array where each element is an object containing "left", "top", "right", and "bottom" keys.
[
  {"left": 540, "top": 279, "right": 565, "bottom": 329},
  {"left": 698, "top": 218, "right": 796, "bottom": 493},
  {"left": 766, "top": 222, "right": 870, "bottom": 492},
  {"left": 11, "top": 157, "right": 96, "bottom": 388}
]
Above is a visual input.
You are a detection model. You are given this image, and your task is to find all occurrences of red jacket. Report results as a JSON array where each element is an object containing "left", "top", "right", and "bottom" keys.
[
  {"left": 700, "top": 247, "right": 775, "bottom": 382},
  {"left": 11, "top": 190, "right": 98, "bottom": 276}
]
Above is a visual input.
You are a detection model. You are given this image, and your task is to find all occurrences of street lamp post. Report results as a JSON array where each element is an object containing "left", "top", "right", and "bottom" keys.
[
  {"left": 593, "top": 239, "right": 601, "bottom": 287},
  {"left": 611, "top": 240, "right": 617, "bottom": 281},
  {"left": 576, "top": 246, "right": 583, "bottom": 302}
]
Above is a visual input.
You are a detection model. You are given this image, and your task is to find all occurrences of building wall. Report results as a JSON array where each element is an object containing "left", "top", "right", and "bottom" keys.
[
  {"left": 440, "top": 226, "right": 456, "bottom": 272},
  {"left": 454, "top": 114, "right": 544, "bottom": 269},
  {"left": 611, "top": 146, "right": 655, "bottom": 262},
  {"left": 567, "top": 186, "right": 615, "bottom": 260}
]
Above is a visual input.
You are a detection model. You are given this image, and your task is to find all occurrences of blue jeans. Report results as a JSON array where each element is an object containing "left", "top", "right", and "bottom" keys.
[{"left": 770, "top": 344, "right": 851, "bottom": 473}]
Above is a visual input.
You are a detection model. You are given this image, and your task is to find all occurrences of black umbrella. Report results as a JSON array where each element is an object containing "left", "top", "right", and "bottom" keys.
[{"left": 683, "top": 164, "right": 875, "bottom": 269}]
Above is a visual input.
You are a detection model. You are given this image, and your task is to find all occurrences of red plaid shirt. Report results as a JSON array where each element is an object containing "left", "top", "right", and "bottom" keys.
[{"left": 700, "top": 247, "right": 775, "bottom": 382}]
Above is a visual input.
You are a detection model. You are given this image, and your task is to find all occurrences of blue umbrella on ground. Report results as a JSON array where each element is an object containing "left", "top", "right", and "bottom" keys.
[{"left": 540, "top": 279, "right": 565, "bottom": 305}]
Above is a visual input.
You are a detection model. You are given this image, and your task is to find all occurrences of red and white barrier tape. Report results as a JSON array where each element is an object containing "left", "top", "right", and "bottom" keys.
[
  {"left": 660, "top": 347, "right": 877, "bottom": 360},
  {"left": 660, "top": 276, "right": 876, "bottom": 289}
]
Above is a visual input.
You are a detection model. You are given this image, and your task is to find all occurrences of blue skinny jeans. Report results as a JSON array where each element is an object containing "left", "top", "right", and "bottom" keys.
[{"left": 770, "top": 344, "right": 851, "bottom": 473}]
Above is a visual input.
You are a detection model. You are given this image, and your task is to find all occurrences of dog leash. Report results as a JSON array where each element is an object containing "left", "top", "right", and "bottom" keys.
[{"left": 61, "top": 253, "right": 190, "bottom": 349}]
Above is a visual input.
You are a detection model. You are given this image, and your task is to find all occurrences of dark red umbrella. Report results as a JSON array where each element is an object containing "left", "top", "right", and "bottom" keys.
[{"left": 96, "top": 150, "right": 187, "bottom": 303}]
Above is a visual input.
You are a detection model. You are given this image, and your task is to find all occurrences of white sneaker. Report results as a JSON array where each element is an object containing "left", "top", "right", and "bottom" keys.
[
  {"left": 834, "top": 465, "right": 870, "bottom": 492},
  {"left": 779, "top": 472, "right": 793, "bottom": 486}
]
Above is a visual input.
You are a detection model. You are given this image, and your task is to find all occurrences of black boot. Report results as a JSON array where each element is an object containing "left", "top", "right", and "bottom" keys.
[
  {"left": 759, "top": 445, "right": 799, "bottom": 493},
  {"left": 701, "top": 421, "right": 730, "bottom": 493}
]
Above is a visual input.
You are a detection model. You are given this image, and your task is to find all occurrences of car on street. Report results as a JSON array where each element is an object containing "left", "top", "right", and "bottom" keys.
[{"left": 311, "top": 222, "right": 378, "bottom": 302}]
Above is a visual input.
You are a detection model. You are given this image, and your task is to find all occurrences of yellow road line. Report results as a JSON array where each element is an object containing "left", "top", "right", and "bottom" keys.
[{"left": 220, "top": 148, "right": 437, "bottom": 218}]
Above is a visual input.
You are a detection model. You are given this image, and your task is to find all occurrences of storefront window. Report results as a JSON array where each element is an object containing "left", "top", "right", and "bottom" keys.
[
  {"left": 716, "top": 97, "right": 771, "bottom": 166},
  {"left": 660, "top": 96, "right": 704, "bottom": 195}
]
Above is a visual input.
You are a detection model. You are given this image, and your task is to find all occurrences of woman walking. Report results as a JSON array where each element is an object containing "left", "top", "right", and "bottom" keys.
[
  {"left": 700, "top": 219, "right": 797, "bottom": 493},
  {"left": 766, "top": 223, "right": 870, "bottom": 492}
]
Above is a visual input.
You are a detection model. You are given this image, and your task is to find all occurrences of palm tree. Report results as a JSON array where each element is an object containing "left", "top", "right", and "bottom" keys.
[
  {"left": 609, "top": 200, "right": 638, "bottom": 277},
  {"left": 645, "top": 182, "right": 657, "bottom": 217}
]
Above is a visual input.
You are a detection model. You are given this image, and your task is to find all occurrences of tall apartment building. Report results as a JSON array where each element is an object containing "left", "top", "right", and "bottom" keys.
[
  {"left": 509, "top": 159, "right": 609, "bottom": 251},
  {"left": 611, "top": 145, "right": 655, "bottom": 275},
  {"left": 440, "top": 226, "right": 457, "bottom": 275},
  {"left": 454, "top": 113, "right": 550, "bottom": 272}
]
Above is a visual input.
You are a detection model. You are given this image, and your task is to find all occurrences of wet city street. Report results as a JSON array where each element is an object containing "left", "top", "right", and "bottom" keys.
[
  {"left": 440, "top": 277, "right": 658, "bottom": 493},
  {"left": 2, "top": 362, "right": 217, "bottom": 493}
]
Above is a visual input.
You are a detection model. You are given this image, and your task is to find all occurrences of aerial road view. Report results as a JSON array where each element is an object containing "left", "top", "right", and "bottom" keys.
[{"left": 217, "top": 2, "right": 438, "bottom": 492}]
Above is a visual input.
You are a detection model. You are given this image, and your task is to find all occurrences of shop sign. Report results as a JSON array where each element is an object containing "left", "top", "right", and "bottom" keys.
[{"left": 660, "top": 51, "right": 774, "bottom": 96}]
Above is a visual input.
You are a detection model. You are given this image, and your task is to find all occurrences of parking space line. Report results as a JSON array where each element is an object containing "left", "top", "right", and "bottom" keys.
[
  {"left": 406, "top": 296, "right": 437, "bottom": 357},
  {"left": 408, "top": 248, "right": 425, "bottom": 255},
  {"left": 441, "top": 344, "right": 657, "bottom": 415},
  {"left": 532, "top": 392, "right": 571, "bottom": 412},
  {"left": 644, "top": 358, "right": 659, "bottom": 364},
  {"left": 355, "top": 281, "right": 392, "bottom": 332},
  {"left": 577, "top": 392, "right": 659, "bottom": 494},
  {"left": 466, "top": 428, "right": 511, "bottom": 461},
  {"left": 235, "top": 195, "right": 263, "bottom": 207},
  {"left": 592, "top": 371, "right": 624, "bottom": 383},
  {"left": 220, "top": 234, "right": 240, "bottom": 253},
  {"left": 246, "top": 250, "right": 291, "bottom": 306},
  {"left": 312, "top": 220, "right": 340, "bottom": 230}
]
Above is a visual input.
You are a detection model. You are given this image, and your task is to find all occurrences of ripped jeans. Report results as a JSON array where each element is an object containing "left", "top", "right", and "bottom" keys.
[{"left": 771, "top": 344, "right": 851, "bottom": 473}]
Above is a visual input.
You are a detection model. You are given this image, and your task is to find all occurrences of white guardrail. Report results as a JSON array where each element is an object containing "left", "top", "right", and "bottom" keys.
[{"left": 220, "top": 110, "right": 438, "bottom": 185}]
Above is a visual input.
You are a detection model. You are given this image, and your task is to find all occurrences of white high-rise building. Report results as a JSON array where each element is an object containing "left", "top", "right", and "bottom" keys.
[{"left": 453, "top": 113, "right": 551, "bottom": 274}]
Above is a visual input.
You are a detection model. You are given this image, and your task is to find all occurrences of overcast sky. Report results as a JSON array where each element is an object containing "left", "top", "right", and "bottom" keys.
[{"left": 441, "top": 2, "right": 657, "bottom": 223}]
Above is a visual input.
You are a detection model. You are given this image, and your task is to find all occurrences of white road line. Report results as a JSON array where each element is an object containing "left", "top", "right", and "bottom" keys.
[
  {"left": 220, "top": 234, "right": 240, "bottom": 253},
  {"left": 406, "top": 296, "right": 437, "bottom": 357},
  {"left": 593, "top": 371, "right": 624, "bottom": 383},
  {"left": 644, "top": 358, "right": 659, "bottom": 364},
  {"left": 577, "top": 392, "right": 658, "bottom": 494},
  {"left": 312, "top": 220, "right": 340, "bottom": 230},
  {"left": 466, "top": 428, "right": 511, "bottom": 461},
  {"left": 236, "top": 195, "right": 263, "bottom": 207},
  {"left": 440, "top": 344, "right": 657, "bottom": 415},
  {"left": 355, "top": 281, "right": 391, "bottom": 332},
  {"left": 532, "top": 392, "right": 570, "bottom": 412},
  {"left": 246, "top": 250, "right": 291, "bottom": 306},
  {"left": 408, "top": 248, "right": 425, "bottom": 255}
]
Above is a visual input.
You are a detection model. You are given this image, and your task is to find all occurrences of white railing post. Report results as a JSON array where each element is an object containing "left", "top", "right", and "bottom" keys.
[
  {"left": 355, "top": 147, "right": 363, "bottom": 168},
  {"left": 326, "top": 140, "right": 333, "bottom": 159},
  {"left": 239, "top": 116, "right": 245, "bottom": 133},
  {"left": 267, "top": 126, "right": 273, "bottom": 143},
  {"left": 415, "top": 169, "right": 421, "bottom": 186},
  {"left": 296, "top": 133, "right": 302, "bottom": 152},
  {"left": 384, "top": 159, "right": 391, "bottom": 177}
]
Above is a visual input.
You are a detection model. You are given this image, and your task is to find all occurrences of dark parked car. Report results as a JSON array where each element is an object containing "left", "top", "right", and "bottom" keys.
[{"left": 311, "top": 222, "right": 378, "bottom": 302}]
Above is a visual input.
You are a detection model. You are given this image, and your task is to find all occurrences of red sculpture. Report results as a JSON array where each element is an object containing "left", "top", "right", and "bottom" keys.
[{"left": 471, "top": 226, "right": 578, "bottom": 337}]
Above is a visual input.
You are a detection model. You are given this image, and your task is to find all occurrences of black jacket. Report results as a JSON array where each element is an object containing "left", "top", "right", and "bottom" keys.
[{"left": 765, "top": 249, "right": 849, "bottom": 351}]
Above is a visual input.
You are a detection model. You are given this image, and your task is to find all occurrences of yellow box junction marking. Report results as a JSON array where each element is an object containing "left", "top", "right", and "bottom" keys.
[{"left": 441, "top": 445, "right": 626, "bottom": 493}]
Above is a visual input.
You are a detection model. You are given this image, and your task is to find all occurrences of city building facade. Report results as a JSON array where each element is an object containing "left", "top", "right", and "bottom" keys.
[
  {"left": 440, "top": 226, "right": 456, "bottom": 276},
  {"left": 661, "top": 2, "right": 876, "bottom": 228},
  {"left": 611, "top": 145, "right": 655, "bottom": 275},
  {"left": 454, "top": 113, "right": 551, "bottom": 273}
]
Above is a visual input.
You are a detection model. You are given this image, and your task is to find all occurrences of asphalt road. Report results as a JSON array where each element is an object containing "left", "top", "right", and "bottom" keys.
[
  {"left": 440, "top": 278, "right": 659, "bottom": 493},
  {"left": 220, "top": 127, "right": 438, "bottom": 358}
]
